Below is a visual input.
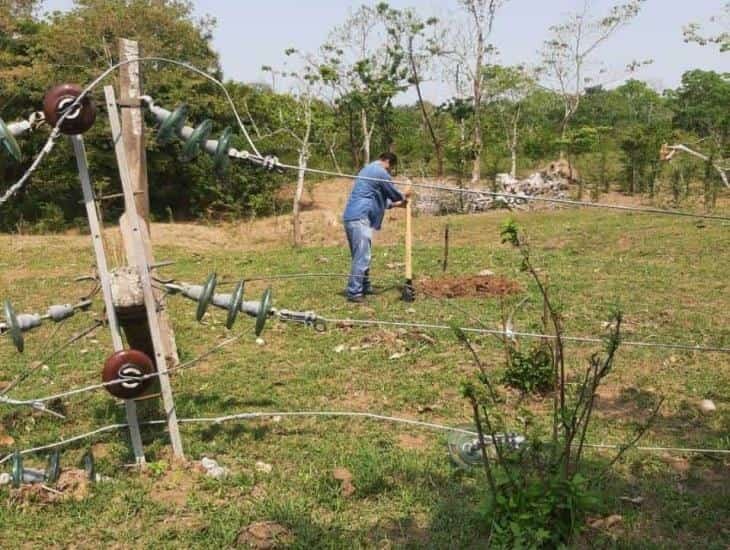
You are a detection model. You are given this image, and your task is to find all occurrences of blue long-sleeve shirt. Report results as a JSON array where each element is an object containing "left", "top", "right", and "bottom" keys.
[{"left": 342, "top": 161, "right": 404, "bottom": 230}]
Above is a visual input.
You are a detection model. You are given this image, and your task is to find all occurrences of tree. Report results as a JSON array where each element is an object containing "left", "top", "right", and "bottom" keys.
[
  {"left": 540, "top": 0, "right": 647, "bottom": 148},
  {"left": 263, "top": 49, "right": 326, "bottom": 246},
  {"left": 442, "top": 0, "right": 506, "bottom": 184},
  {"left": 483, "top": 64, "right": 536, "bottom": 177},
  {"left": 668, "top": 70, "right": 730, "bottom": 153},
  {"left": 684, "top": 2, "right": 729, "bottom": 52},
  {"left": 664, "top": 70, "right": 730, "bottom": 190},
  {"left": 379, "top": 6, "right": 446, "bottom": 176},
  {"left": 0, "top": 0, "right": 287, "bottom": 229},
  {"left": 319, "top": 3, "right": 408, "bottom": 165}
]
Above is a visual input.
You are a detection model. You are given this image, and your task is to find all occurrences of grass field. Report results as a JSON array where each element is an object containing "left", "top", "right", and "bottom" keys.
[{"left": 1, "top": 184, "right": 729, "bottom": 548}]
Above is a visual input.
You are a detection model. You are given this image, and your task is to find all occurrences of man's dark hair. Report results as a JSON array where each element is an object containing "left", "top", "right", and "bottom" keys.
[{"left": 379, "top": 152, "right": 398, "bottom": 166}]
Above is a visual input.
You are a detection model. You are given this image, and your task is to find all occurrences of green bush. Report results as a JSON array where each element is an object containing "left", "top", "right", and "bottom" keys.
[
  {"left": 502, "top": 344, "right": 554, "bottom": 394},
  {"left": 479, "top": 470, "right": 596, "bottom": 548}
]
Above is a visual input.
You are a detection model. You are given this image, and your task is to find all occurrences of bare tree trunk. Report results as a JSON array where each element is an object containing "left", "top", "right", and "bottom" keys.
[
  {"left": 468, "top": 1, "right": 488, "bottom": 185},
  {"left": 361, "top": 108, "right": 371, "bottom": 164},
  {"left": 471, "top": 62, "right": 483, "bottom": 184},
  {"left": 459, "top": 120, "right": 467, "bottom": 212},
  {"left": 509, "top": 106, "right": 520, "bottom": 177},
  {"left": 293, "top": 151, "right": 307, "bottom": 247},
  {"left": 329, "top": 144, "right": 342, "bottom": 173},
  {"left": 293, "top": 100, "right": 313, "bottom": 247}
]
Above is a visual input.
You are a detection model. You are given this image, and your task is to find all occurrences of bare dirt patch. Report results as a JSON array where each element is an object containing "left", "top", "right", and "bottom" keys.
[
  {"left": 418, "top": 274, "right": 521, "bottom": 299},
  {"left": 332, "top": 467, "right": 355, "bottom": 497},
  {"left": 236, "top": 521, "right": 294, "bottom": 549}
]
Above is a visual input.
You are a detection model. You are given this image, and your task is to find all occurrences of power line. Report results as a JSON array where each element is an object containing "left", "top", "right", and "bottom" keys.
[
  {"left": 0, "top": 334, "right": 243, "bottom": 408},
  {"left": 3, "top": 410, "right": 729, "bottom": 466},
  {"left": 3, "top": 308, "right": 728, "bottom": 412},
  {"left": 0, "top": 56, "right": 261, "bottom": 206},
  {"left": 316, "top": 315, "right": 730, "bottom": 354},
  {"left": 244, "top": 155, "right": 730, "bottom": 223}
]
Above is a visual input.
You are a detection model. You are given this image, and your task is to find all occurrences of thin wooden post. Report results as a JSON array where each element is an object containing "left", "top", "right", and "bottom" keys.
[
  {"left": 442, "top": 222, "right": 450, "bottom": 273},
  {"left": 70, "top": 135, "right": 146, "bottom": 465},
  {"left": 105, "top": 86, "right": 185, "bottom": 460}
]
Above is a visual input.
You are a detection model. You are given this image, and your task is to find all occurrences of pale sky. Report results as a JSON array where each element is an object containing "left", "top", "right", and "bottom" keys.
[{"left": 42, "top": 0, "right": 728, "bottom": 102}]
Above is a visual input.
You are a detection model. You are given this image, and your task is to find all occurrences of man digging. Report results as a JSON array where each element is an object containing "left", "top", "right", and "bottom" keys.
[{"left": 342, "top": 152, "right": 410, "bottom": 303}]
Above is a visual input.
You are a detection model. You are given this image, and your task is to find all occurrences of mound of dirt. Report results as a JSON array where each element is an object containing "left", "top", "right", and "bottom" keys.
[{"left": 418, "top": 275, "right": 521, "bottom": 299}]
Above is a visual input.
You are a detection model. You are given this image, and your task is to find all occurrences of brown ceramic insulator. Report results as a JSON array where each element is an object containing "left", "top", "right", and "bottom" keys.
[
  {"left": 42, "top": 83, "right": 97, "bottom": 135},
  {"left": 102, "top": 349, "right": 154, "bottom": 399}
]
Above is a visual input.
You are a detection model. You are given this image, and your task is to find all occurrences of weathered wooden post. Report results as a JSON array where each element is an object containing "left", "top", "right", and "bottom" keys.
[
  {"left": 105, "top": 85, "right": 185, "bottom": 460},
  {"left": 107, "top": 39, "right": 184, "bottom": 459}
]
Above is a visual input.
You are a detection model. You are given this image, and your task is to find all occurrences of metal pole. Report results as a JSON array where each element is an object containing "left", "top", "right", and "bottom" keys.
[
  {"left": 70, "top": 135, "right": 146, "bottom": 464},
  {"left": 103, "top": 86, "right": 185, "bottom": 459}
]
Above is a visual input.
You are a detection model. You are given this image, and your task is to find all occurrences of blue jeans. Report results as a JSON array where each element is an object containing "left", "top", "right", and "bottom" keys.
[{"left": 344, "top": 219, "right": 373, "bottom": 297}]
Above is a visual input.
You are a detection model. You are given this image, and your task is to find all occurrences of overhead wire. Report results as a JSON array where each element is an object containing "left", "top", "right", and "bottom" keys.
[
  {"left": 244, "top": 155, "right": 730, "bottom": 223},
  {"left": 1, "top": 58, "right": 729, "bottom": 471},
  {"left": 0, "top": 56, "right": 260, "bottom": 206},
  {"left": 2, "top": 410, "right": 730, "bottom": 466}
]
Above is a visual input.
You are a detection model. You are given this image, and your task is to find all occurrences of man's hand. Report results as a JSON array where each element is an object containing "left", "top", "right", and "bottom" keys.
[{"left": 391, "top": 200, "right": 408, "bottom": 208}]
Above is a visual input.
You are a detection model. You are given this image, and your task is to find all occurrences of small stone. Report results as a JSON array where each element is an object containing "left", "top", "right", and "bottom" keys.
[
  {"left": 406, "top": 308, "right": 416, "bottom": 314},
  {"left": 207, "top": 466, "right": 228, "bottom": 479},
  {"left": 334, "top": 344, "right": 346, "bottom": 353},
  {"left": 389, "top": 352, "right": 406, "bottom": 360},
  {"left": 699, "top": 399, "right": 716, "bottom": 414},
  {"left": 201, "top": 457, "right": 217, "bottom": 469},
  {"left": 255, "top": 461, "right": 272, "bottom": 474},
  {"left": 80, "top": 349, "right": 88, "bottom": 354},
  {"left": 272, "top": 416, "right": 282, "bottom": 423},
  {"left": 478, "top": 269, "right": 495, "bottom": 276},
  {"left": 0, "top": 473, "right": 10, "bottom": 485},
  {"left": 255, "top": 337, "right": 265, "bottom": 346}
]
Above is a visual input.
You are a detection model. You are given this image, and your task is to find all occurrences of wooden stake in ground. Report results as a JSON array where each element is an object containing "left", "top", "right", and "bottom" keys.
[
  {"left": 442, "top": 222, "right": 450, "bottom": 273},
  {"left": 401, "top": 183, "right": 415, "bottom": 302}
]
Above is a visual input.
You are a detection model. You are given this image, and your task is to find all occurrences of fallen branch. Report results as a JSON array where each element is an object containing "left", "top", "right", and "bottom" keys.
[{"left": 661, "top": 143, "right": 729, "bottom": 188}]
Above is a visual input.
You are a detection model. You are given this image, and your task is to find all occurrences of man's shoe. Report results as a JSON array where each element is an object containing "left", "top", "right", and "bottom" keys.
[{"left": 347, "top": 295, "right": 366, "bottom": 303}]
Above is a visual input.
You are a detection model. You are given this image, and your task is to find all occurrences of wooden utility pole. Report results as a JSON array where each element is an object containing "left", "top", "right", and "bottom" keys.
[
  {"left": 119, "top": 38, "right": 150, "bottom": 225},
  {"left": 106, "top": 85, "right": 184, "bottom": 460},
  {"left": 113, "top": 39, "right": 184, "bottom": 459},
  {"left": 117, "top": 38, "right": 179, "bottom": 367}
]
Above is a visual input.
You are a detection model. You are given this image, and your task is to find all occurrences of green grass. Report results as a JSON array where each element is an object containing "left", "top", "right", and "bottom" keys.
[{"left": 1, "top": 206, "right": 729, "bottom": 548}]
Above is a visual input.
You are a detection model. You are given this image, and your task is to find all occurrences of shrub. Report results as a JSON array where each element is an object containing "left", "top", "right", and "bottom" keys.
[
  {"left": 502, "top": 343, "right": 554, "bottom": 394},
  {"left": 452, "top": 220, "right": 663, "bottom": 548}
]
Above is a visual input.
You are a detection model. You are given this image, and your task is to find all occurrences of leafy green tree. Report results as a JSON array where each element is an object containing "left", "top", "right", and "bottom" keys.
[
  {"left": 668, "top": 70, "right": 730, "bottom": 153},
  {"left": 319, "top": 3, "right": 409, "bottom": 165},
  {"left": 0, "top": 0, "right": 288, "bottom": 229}
]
